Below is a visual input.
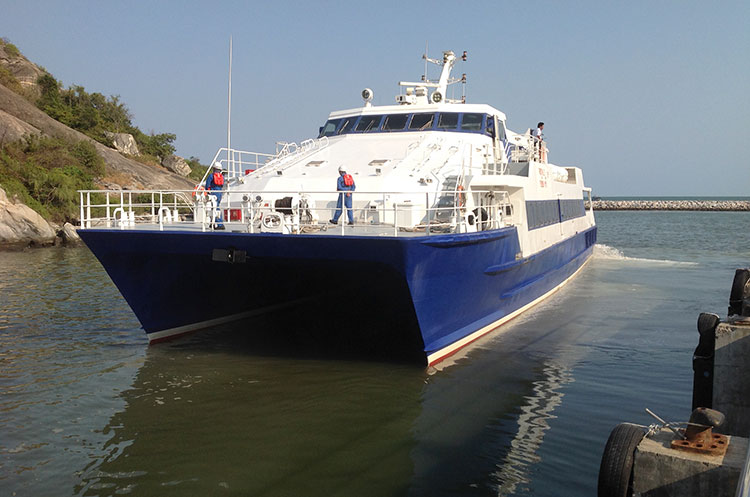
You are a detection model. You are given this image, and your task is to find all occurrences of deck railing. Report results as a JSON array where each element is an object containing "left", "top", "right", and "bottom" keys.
[
  {"left": 200, "top": 138, "right": 332, "bottom": 185},
  {"left": 78, "top": 188, "right": 512, "bottom": 236}
]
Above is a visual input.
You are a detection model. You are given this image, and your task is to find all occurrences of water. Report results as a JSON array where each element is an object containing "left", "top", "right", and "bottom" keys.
[{"left": 1, "top": 211, "right": 748, "bottom": 496}]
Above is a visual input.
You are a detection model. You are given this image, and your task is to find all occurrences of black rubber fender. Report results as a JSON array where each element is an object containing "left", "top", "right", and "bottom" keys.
[
  {"left": 597, "top": 423, "right": 646, "bottom": 497},
  {"left": 728, "top": 268, "right": 750, "bottom": 316},
  {"left": 471, "top": 207, "right": 489, "bottom": 230}
]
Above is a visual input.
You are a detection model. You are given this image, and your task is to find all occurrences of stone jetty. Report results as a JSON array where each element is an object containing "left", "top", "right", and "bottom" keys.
[{"left": 589, "top": 200, "right": 750, "bottom": 211}]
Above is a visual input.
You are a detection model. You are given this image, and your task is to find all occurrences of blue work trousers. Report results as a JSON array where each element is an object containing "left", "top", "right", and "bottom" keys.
[
  {"left": 210, "top": 191, "right": 224, "bottom": 226},
  {"left": 332, "top": 193, "right": 353, "bottom": 223}
]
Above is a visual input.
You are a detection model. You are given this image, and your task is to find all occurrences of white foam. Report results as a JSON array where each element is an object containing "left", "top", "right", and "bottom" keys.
[{"left": 593, "top": 244, "right": 697, "bottom": 265}]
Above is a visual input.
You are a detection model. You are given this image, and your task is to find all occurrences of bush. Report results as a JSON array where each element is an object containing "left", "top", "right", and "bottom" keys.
[
  {"left": 71, "top": 140, "right": 105, "bottom": 177},
  {"left": 186, "top": 156, "right": 208, "bottom": 182},
  {"left": 2, "top": 39, "right": 20, "bottom": 58},
  {"left": 0, "top": 66, "right": 24, "bottom": 94},
  {"left": 33, "top": 72, "right": 176, "bottom": 160},
  {"left": 131, "top": 130, "right": 176, "bottom": 160},
  {"left": 0, "top": 136, "right": 105, "bottom": 221}
]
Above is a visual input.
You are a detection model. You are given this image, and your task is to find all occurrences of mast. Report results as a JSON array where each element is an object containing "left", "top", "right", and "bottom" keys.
[{"left": 227, "top": 36, "right": 232, "bottom": 175}]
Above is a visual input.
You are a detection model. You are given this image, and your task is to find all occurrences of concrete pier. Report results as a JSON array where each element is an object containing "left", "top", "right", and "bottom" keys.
[
  {"left": 589, "top": 200, "right": 750, "bottom": 211},
  {"left": 713, "top": 319, "right": 750, "bottom": 436},
  {"left": 634, "top": 429, "right": 748, "bottom": 496},
  {"left": 599, "top": 269, "right": 750, "bottom": 496}
]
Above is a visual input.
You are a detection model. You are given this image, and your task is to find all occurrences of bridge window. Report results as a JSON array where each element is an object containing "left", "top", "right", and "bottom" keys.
[
  {"left": 355, "top": 115, "right": 383, "bottom": 132},
  {"left": 461, "top": 113, "right": 483, "bottom": 131},
  {"left": 383, "top": 114, "right": 408, "bottom": 131},
  {"left": 319, "top": 119, "right": 341, "bottom": 137},
  {"left": 409, "top": 113, "right": 435, "bottom": 130},
  {"left": 320, "top": 112, "right": 497, "bottom": 136},
  {"left": 437, "top": 113, "right": 459, "bottom": 130},
  {"left": 337, "top": 117, "right": 357, "bottom": 135}
]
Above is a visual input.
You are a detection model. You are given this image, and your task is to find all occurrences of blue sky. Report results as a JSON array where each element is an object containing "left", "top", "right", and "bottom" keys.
[{"left": 2, "top": 0, "right": 748, "bottom": 196}]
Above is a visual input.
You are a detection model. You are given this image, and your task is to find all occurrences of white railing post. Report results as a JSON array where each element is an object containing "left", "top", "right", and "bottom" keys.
[
  {"left": 425, "top": 192, "right": 430, "bottom": 236},
  {"left": 106, "top": 193, "right": 111, "bottom": 227},
  {"left": 393, "top": 202, "right": 398, "bottom": 236},
  {"left": 79, "top": 191, "right": 84, "bottom": 228},
  {"left": 86, "top": 192, "right": 91, "bottom": 228}
]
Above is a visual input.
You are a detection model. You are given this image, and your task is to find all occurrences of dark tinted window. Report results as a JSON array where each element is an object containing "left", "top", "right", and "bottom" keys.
[
  {"left": 409, "top": 113, "right": 435, "bottom": 130},
  {"left": 461, "top": 113, "right": 483, "bottom": 131},
  {"left": 497, "top": 120, "right": 506, "bottom": 141},
  {"left": 319, "top": 119, "right": 341, "bottom": 137},
  {"left": 437, "top": 113, "right": 459, "bottom": 130},
  {"left": 355, "top": 115, "right": 383, "bottom": 132},
  {"left": 485, "top": 116, "right": 495, "bottom": 137},
  {"left": 337, "top": 117, "right": 356, "bottom": 135},
  {"left": 383, "top": 114, "right": 408, "bottom": 131}
]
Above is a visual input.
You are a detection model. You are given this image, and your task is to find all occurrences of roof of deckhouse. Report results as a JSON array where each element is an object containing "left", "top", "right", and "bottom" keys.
[{"left": 328, "top": 103, "right": 506, "bottom": 121}]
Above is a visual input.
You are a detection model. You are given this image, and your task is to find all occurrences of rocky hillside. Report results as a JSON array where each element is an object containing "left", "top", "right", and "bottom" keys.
[
  {"left": 0, "top": 39, "right": 197, "bottom": 249},
  {"left": 0, "top": 84, "right": 194, "bottom": 190}
]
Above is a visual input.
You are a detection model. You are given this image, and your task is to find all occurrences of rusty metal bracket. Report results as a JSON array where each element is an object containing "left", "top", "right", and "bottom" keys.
[{"left": 670, "top": 426, "right": 728, "bottom": 456}]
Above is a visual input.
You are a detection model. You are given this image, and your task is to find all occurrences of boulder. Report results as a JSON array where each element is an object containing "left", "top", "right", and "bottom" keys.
[
  {"left": 162, "top": 155, "right": 192, "bottom": 177},
  {"left": 104, "top": 131, "right": 140, "bottom": 156},
  {"left": 0, "top": 187, "right": 57, "bottom": 249},
  {"left": 0, "top": 109, "right": 40, "bottom": 146},
  {"left": 59, "top": 222, "right": 82, "bottom": 246}
]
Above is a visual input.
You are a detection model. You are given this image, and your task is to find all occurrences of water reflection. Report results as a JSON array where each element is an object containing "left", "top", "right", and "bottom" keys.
[
  {"left": 76, "top": 335, "right": 427, "bottom": 496},
  {"left": 72, "top": 315, "right": 583, "bottom": 497}
]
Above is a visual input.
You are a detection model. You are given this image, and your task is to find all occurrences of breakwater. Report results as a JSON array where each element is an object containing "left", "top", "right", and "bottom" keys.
[{"left": 589, "top": 200, "right": 750, "bottom": 211}]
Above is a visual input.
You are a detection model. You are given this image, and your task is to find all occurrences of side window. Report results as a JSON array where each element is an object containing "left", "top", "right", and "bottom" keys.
[
  {"left": 409, "top": 113, "right": 435, "bottom": 130},
  {"left": 437, "top": 113, "right": 459, "bottom": 130},
  {"left": 319, "top": 119, "right": 341, "bottom": 137},
  {"left": 355, "top": 115, "right": 383, "bottom": 132},
  {"left": 383, "top": 114, "right": 408, "bottom": 131},
  {"left": 497, "top": 120, "right": 507, "bottom": 141},
  {"left": 460, "top": 113, "right": 483, "bottom": 131},
  {"left": 485, "top": 115, "right": 495, "bottom": 137}
]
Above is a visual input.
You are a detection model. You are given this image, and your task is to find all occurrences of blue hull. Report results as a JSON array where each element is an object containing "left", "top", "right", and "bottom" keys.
[{"left": 79, "top": 225, "right": 596, "bottom": 365}]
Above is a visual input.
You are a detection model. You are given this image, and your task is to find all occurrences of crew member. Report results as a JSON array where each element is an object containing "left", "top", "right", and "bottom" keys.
[
  {"left": 330, "top": 166, "right": 355, "bottom": 225},
  {"left": 532, "top": 122, "right": 545, "bottom": 161},
  {"left": 206, "top": 161, "right": 225, "bottom": 229}
]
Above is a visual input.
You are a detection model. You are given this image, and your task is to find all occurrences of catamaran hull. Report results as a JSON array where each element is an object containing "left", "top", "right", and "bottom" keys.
[{"left": 79, "top": 225, "right": 596, "bottom": 365}]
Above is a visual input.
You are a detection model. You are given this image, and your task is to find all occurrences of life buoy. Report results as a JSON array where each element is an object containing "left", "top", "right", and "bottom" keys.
[
  {"left": 192, "top": 185, "right": 206, "bottom": 198},
  {"left": 456, "top": 185, "right": 466, "bottom": 208}
]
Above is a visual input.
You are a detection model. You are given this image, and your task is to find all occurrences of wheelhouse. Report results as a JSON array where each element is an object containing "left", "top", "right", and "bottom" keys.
[{"left": 318, "top": 112, "right": 501, "bottom": 138}]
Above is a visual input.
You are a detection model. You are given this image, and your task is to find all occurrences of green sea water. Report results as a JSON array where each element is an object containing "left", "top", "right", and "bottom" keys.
[{"left": 1, "top": 210, "right": 748, "bottom": 496}]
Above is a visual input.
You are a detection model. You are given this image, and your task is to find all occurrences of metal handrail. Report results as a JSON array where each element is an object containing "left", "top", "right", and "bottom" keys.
[
  {"left": 200, "top": 147, "right": 280, "bottom": 185},
  {"left": 78, "top": 188, "right": 512, "bottom": 236}
]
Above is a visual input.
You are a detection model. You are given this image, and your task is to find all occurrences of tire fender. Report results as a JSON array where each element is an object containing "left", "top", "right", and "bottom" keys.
[{"left": 597, "top": 423, "right": 646, "bottom": 497}]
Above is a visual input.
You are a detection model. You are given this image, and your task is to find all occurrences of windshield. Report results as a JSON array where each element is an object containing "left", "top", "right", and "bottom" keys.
[
  {"left": 319, "top": 112, "right": 494, "bottom": 137},
  {"left": 355, "top": 115, "right": 383, "bottom": 132},
  {"left": 318, "top": 119, "right": 341, "bottom": 138}
]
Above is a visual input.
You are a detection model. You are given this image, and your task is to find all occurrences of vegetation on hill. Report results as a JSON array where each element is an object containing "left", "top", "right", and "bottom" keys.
[
  {"left": 186, "top": 157, "right": 208, "bottom": 182},
  {"left": 35, "top": 73, "right": 177, "bottom": 161},
  {"left": 0, "top": 38, "right": 208, "bottom": 223},
  {"left": 0, "top": 135, "right": 104, "bottom": 221}
]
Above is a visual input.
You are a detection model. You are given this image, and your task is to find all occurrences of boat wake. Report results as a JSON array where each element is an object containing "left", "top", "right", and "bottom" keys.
[{"left": 593, "top": 244, "right": 697, "bottom": 265}]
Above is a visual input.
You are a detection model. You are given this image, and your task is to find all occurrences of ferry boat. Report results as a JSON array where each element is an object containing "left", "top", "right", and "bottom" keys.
[{"left": 78, "top": 50, "right": 596, "bottom": 366}]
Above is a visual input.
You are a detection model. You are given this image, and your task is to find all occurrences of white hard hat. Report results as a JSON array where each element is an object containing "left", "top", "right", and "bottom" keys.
[
  {"left": 338, "top": 166, "right": 345, "bottom": 173},
  {"left": 212, "top": 161, "right": 223, "bottom": 170}
]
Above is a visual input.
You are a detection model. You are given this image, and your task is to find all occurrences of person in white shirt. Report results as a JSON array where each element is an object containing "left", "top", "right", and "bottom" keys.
[{"left": 532, "top": 122, "right": 544, "bottom": 161}]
